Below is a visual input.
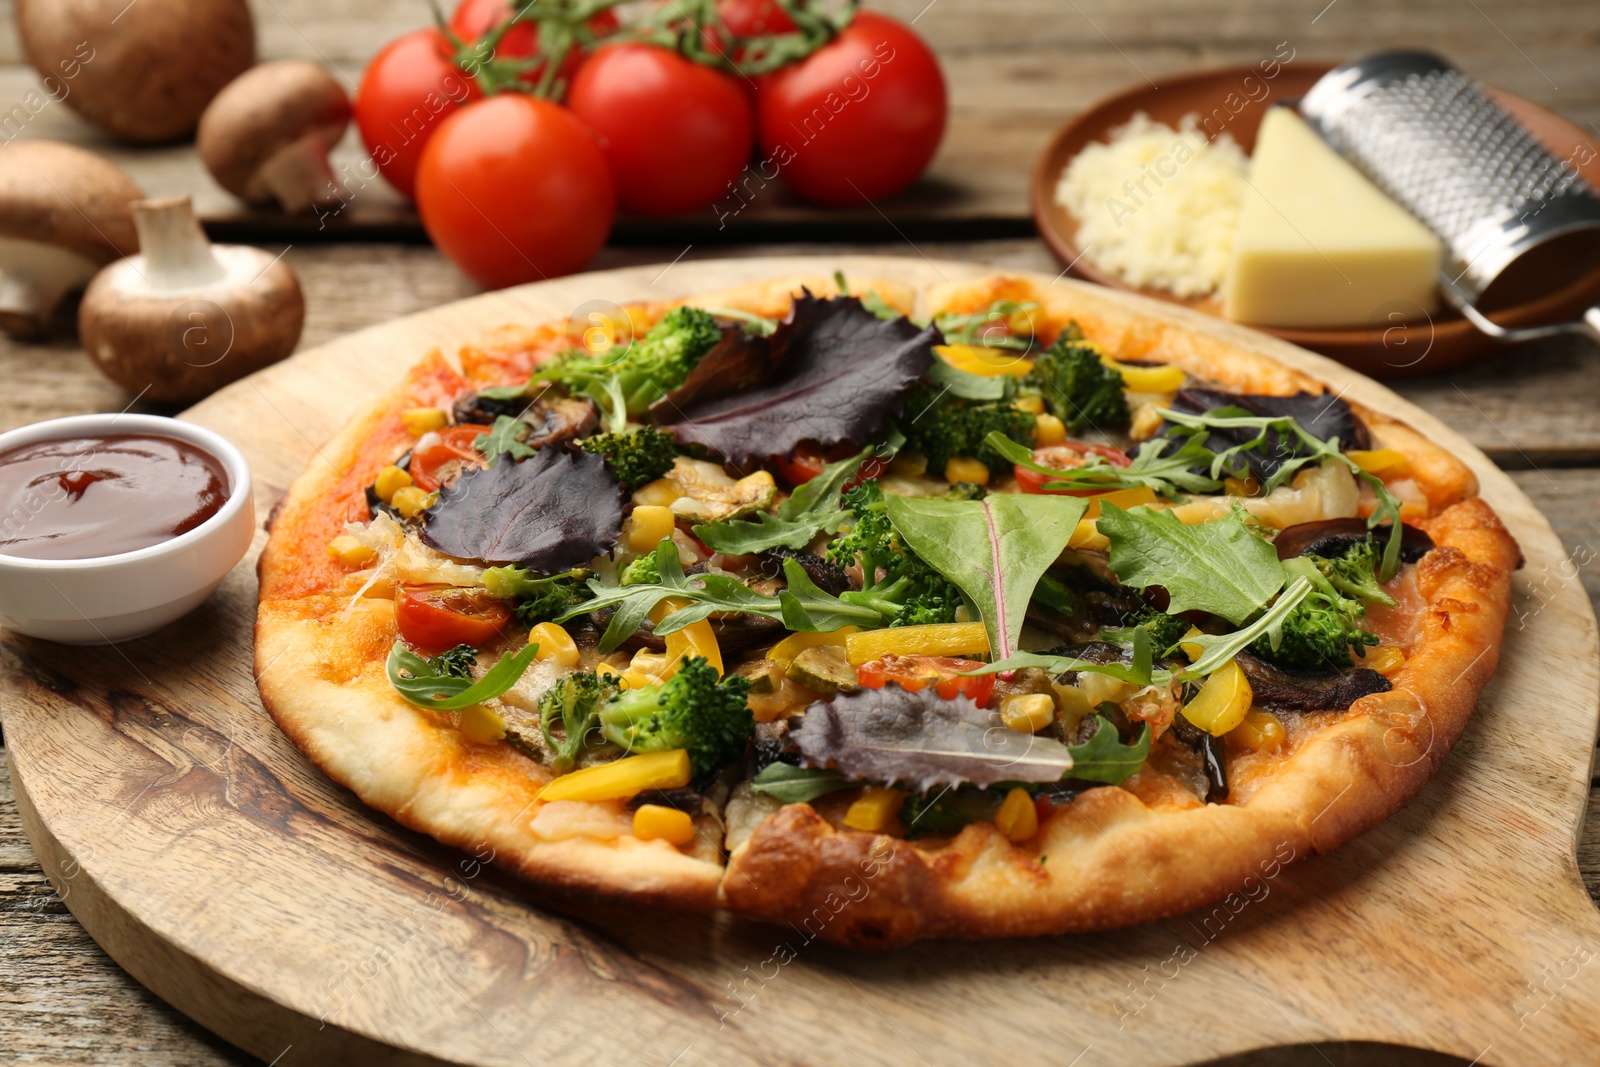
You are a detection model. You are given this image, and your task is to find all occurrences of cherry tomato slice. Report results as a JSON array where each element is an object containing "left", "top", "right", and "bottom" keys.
[
  {"left": 395, "top": 584, "right": 511, "bottom": 655},
  {"left": 856, "top": 655, "right": 995, "bottom": 706},
  {"left": 1014, "top": 441, "right": 1132, "bottom": 496},
  {"left": 775, "top": 442, "right": 886, "bottom": 488},
  {"left": 409, "top": 424, "right": 492, "bottom": 492}
]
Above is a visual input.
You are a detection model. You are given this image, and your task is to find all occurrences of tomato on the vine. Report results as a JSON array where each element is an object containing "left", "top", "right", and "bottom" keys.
[
  {"left": 449, "top": 0, "right": 619, "bottom": 90},
  {"left": 567, "top": 44, "right": 753, "bottom": 216},
  {"left": 1013, "top": 442, "right": 1132, "bottom": 496},
  {"left": 408, "top": 424, "right": 492, "bottom": 492},
  {"left": 756, "top": 12, "right": 947, "bottom": 204},
  {"left": 717, "top": 0, "right": 797, "bottom": 36},
  {"left": 856, "top": 655, "right": 995, "bottom": 705},
  {"left": 355, "top": 29, "right": 483, "bottom": 202},
  {"left": 415, "top": 95, "right": 616, "bottom": 287},
  {"left": 395, "top": 584, "right": 511, "bottom": 654}
]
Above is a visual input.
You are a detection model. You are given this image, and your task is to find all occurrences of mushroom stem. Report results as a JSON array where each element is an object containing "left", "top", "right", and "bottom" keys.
[
  {"left": 249, "top": 134, "right": 347, "bottom": 215},
  {"left": 131, "top": 197, "right": 227, "bottom": 292},
  {"left": 0, "top": 236, "right": 101, "bottom": 335}
]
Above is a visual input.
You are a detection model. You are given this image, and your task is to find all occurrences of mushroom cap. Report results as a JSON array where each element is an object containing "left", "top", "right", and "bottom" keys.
[
  {"left": 16, "top": 0, "right": 255, "bottom": 145},
  {"left": 0, "top": 142, "right": 142, "bottom": 262},
  {"left": 80, "top": 246, "right": 305, "bottom": 404},
  {"left": 197, "top": 60, "right": 353, "bottom": 198}
]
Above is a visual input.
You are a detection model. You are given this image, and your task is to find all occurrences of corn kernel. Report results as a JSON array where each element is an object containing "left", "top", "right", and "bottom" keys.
[
  {"left": 326, "top": 533, "right": 377, "bottom": 567},
  {"left": 400, "top": 407, "right": 449, "bottom": 437},
  {"left": 626, "top": 505, "right": 676, "bottom": 553},
  {"left": 843, "top": 787, "right": 903, "bottom": 833},
  {"left": 373, "top": 464, "right": 413, "bottom": 503},
  {"left": 944, "top": 457, "right": 990, "bottom": 485},
  {"left": 390, "top": 485, "right": 435, "bottom": 519},
  {"left": 1347, "top": 448, "right": 1409, "bottom": 475},
  {"left": 1013, "top": 395, "right": 1045, "bottom": 415},
  {"left": 632, "top": 804, "right": 697, "bottom": 847},
  {"left": 529, "top": 622, "right": 581, "bottom": 670},
  {"left": 1001, "top": 693, "right": 1056, "bottom": 734},
  {"left": 458, "top": 705, "right": 505, "bottom": 745},
  {"left": 1129, "top": 402, "right": 1165, "bottom": 442},
  {"left": 1366, "top": 645, "right": 1406, "bottom": 675},
  {"left": 633, "top": 478, "right": 680, "bottom": 507},
  {"left": 1233, "top": 709, "right": 1286, "bottom": 752},
  {"left": 890, "top": 452, "right": 928, "bottom": 477},
  {"left": 1033, "top": 412, "right": 1067, "bottom": 446},
  {"left": 994, "top": 787, "right": 1038, "bottom": 842}
]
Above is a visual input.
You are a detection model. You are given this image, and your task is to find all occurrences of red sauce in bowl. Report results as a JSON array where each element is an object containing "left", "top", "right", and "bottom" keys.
[{"left": 0, "top": 435, "right": 230, "bottom": 561}]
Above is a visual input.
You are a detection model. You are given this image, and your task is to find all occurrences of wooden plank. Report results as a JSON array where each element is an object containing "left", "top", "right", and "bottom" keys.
[{"left": 0, "top": 0, "right": 1591, "bottom": 235}]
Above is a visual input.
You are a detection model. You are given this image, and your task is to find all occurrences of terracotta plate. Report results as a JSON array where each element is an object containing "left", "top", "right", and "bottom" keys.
[{"left": 1031, "top": 63, "right": 1600, "bottom": 377}]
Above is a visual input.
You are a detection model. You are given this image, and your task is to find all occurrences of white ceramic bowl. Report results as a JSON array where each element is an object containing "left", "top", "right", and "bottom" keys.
[{"left": 0, "top": 414, "right": 254, "bottom": 644}]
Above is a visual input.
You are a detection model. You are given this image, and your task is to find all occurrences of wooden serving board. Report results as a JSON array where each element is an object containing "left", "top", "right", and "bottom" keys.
[{"left": 3, "top": 257, "right": 1597, "bottom": 1067}]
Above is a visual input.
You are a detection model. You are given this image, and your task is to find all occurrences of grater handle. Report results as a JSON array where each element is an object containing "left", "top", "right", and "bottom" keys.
[{"left": 1441, "top": 275, "right": 1600, "bottom": 345}]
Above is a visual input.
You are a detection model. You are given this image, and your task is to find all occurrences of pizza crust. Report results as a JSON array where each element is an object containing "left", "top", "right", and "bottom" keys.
[{"left": 256, "top": 272, "right": 1519, "bottom": 946}]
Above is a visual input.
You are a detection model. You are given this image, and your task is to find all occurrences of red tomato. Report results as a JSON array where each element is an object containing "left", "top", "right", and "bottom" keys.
[
  {"left": 755, "top": 12, "right": 947, "bottom": 204},
  {"left": 1014, "top": 441, "right": 1132, "bottom": 496},
  {"left": 356, "top": 30, "right": 483, "bottom": 202},
  {"left": 449, "top": 0, "right": 619, "bottom": 89},
  {"left": 567, "top": 44, "right": 753, "bottom": 216},
  {"left": 774, "top": 442, "right": 885, "bottom": 488},
  {"left": 856, "top": 655, "right": 995, "bottom": 705},
  {"left": 416, "top": 95, "right": 616, "bottom": 288},
  {"left": 395, "top": 584, "right": 511, "bottom": 654},
  {"left": 717, "top": 0, "right": 796, "bottom": 36},
  {"left": 409, "top": 424, "right": 492, "bottom": 492}
]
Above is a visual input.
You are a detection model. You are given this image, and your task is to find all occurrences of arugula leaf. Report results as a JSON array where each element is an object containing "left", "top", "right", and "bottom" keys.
[
  {"left": 776, "top": 558, "right": 882, "bottom": 632},
  {"left": 1097, "top": 502, "right": 1284, "bottom": 625},
  {"left": 885, "top": 493, "right": 1087, "bottom": 660},
  {"left": 1182, "top": 575, "right": 1314, "bottom": 676},
  {"left": 791, "top": 686, "right": 1079, "bottom": 792},
  {"left": 1067, "top": 716, "right": 1152, "bottom": 784},
  {"left": 472, "top": 415, "right": 537, "bottom": 466},
  {"left": 386, "top": 641, "right": 539, "bottom": 712},
  {"left": 1157, "top": 405, "right": 1407, "bottom": 580},
  {"left": 973, "top": 626, "right": 1167, "bottom": 686},
  {"left": 934, "top": 299, "right": 1039, "bottom": 351},
  {"left": 693, "top": 446, "right": 870, "bottom": 554},
  {"left": 749, "top": 763, "right": 853, "bottom": 803},
  {"left": 983, "top": 431, "right": 1222, "bottom": 498}
]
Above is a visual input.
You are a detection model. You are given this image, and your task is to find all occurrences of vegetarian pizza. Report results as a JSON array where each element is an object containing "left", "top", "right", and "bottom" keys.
[{"left": 255, "top": 272, "right": 1519, "bottom": 948}]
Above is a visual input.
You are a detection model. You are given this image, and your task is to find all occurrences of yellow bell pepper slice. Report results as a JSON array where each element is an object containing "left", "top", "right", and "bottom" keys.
[
  {"left": 1068, "top": 519, "right": 1109, "bottom": 550},
  {"left": 632, "top": 804, "right": 697, "bottom": 846},
  {"left": 768, "top": 626, "right": 857, "bottom": 667},
  {"left": 1181, "top": 658, "right": 1254, "bottom": 736},
  {"left": 651, "top": 597, "right": 723, "bottom": 677},
  {"left": 845, "top": 622, "right": 990, "bottom": 666},
  {"left": 935, "top": 343, "right": 1034, "bottom": 377},
  {"left": 538, "top": 750, "right": 691, "bottom": 803},
  {"left": 1083, "top": 486, "right": 1158, "bottom": 520},
  {"left": 1102, "top": 356, "right": 1185, "bottom": 394},
  {"left": 1346, "top": 448, "right": 1409, "bottom": 475}
]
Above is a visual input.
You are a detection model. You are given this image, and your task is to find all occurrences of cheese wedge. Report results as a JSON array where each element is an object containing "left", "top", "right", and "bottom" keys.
[{"left": 1223, "top": 107, "right": 1441, "bottom": 328}]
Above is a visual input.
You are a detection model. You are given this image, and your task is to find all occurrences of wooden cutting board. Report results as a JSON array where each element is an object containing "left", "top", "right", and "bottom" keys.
[{"left": 3, "top": 257, "right": 1597, "bottom": 1067}]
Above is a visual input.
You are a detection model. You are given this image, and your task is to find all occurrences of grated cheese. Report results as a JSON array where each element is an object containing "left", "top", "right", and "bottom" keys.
[{"left": 1054, "top": 112, "right": 1248, "bottom": 298}]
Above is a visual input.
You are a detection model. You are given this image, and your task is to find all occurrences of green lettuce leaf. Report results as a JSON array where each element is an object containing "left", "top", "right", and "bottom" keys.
[{"left": 1097, "top": 501, "right": 1284, "bottom": 625}]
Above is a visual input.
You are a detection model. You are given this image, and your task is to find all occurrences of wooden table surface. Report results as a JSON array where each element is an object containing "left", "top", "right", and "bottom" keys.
[{"left": 2, "top": 0, "right": 1599, "bottom": 1063}]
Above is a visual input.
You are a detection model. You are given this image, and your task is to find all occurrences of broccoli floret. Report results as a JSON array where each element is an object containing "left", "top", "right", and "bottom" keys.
[
  {"left": 619, "top": 553, "right": 661, "bottom": 587},
  {"left": 945, "top": 482, "right": 988, "bottom": 501},
  {"left": 1311, "top": 538, "right": 1397, "bottom": 607},
  {"left": 1129, "top": 608, "right": 1189, "bottom": 655},
  {"left": 535, "top": 306, "right": 722, "bottom": 415},
  {"left": 597, "top": 656, "right": 753, "bottom": 779},
  {"left": 425, "top": 644, "right": 477, "bottom": 679},
  {"left": 899, "top": 382, "right": 1037, "bottom": 474},
  {"left": 826, "top": 480, "right": 962, "bottom": 628},
  {"left": 579, "top": 426, "right": 679, "bottom": 489},
  {"left": 1024, "top": 329, "right": 1129, "bottom": 433},
  {"left": 1252, "top": 591, "right": 1379, "bottom": 670},
  {"left": 539, "top": 670, "right": 620, "bottom": 773},
  {"left": 482, "top": 566, "right": 592, "bottom": 626}
]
